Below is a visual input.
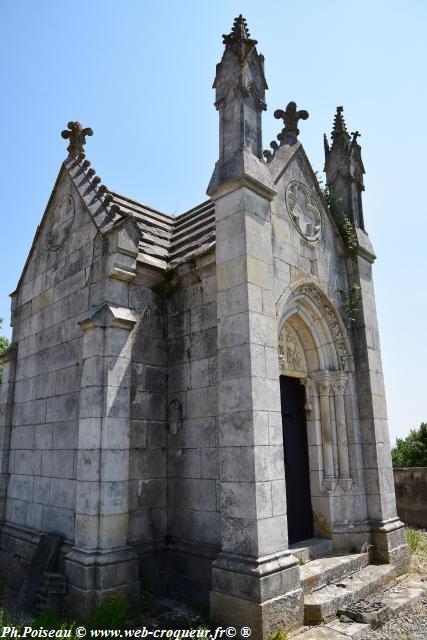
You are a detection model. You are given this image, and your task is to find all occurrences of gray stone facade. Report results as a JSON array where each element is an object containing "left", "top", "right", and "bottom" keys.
[{"left": 0, "top": 14, "right": 408, "bottom": 636}]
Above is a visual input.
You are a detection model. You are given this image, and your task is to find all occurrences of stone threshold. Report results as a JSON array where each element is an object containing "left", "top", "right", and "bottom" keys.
[
  {"left": 300, "top": 552, "right": 370, "bottom": 595},
  {"left": 290, "top": 538, "right": 333, "bottom": 563}
]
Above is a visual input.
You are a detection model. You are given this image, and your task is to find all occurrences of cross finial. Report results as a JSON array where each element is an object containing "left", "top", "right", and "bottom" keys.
[
  {"left": 61, "top": 121, "right": 93, "bottom": 160},
  {"left": 274, "top": 102, "right": 309, "bottom": 145}
]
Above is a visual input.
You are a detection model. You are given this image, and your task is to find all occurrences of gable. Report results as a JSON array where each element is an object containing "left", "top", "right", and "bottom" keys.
[
  {"left": 268, "top": 144, "right": 350, "bottom": 311},
  {"left": 270, "top": 144, "right": 346, "bottom": 258},
  {"left": 13, "top": 166, "right": 99, "bottom": 306}
]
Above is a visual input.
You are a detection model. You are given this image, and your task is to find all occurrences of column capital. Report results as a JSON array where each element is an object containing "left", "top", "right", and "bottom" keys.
[
  {"left": 330, "top": 371, "right": 348, "bottom": 395},
  {"left": 312, "top": 370, "right": 347, "bottom": 395}
]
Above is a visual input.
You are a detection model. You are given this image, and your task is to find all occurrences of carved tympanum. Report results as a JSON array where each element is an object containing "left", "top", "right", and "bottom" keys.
[{"left": 278, "top": 323, "right": 306, "bottom": 373}]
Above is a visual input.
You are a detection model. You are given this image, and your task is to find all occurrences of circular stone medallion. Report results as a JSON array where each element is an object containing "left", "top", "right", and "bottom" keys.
[
  {"left": 47, "top": 195, "right": 75, "bottom": 251},
  {"left": 285, "top": 181, "right": 322, "bottom": 242}
]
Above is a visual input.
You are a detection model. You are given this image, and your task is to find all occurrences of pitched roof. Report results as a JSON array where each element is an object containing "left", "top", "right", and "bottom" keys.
[{"left": 65, "top": 157, "right": 216, "bottom": 270}]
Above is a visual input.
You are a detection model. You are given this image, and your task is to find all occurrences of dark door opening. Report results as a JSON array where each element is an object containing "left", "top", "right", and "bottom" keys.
[{"left": 280, "top": 375, "right": 313, "bottom": 544}]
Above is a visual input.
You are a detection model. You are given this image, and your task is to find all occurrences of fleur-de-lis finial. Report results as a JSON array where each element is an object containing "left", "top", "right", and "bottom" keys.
[
  {"left": 274, "top": 102, "right": 309, "bottom": 145},
  {"left": 61, "top": 121, "right": 93, "bottom": 159}
]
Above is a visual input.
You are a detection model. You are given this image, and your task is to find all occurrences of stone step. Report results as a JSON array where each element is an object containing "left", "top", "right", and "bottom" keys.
[
  {"left": 290, "top": 537, "right": 333, "bottom": 563},
  {"left": 292, "top": 624, "right": 369, "bottom": 640},
  {"left": 300, "top": 552, "right": 370, "bottom": 595},
  {"left": 296, "top": 574, "right": 426, "bottom": 639},
  {"left": 304, "top": 564, "right": 396, "bottom": 625}
]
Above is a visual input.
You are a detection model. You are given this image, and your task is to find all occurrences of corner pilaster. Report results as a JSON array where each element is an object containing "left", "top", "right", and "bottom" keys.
[
  {"left": 211, "top": 183, "right": 303, "bottom": 635},
  {"left": 0, "top": 344, "right": 17, "bottom": 524},
  {"left": 208, "top": 17, "right": 304, "bottom": 635},
  {"left": 349, "top": 234, "right": 408, "bottom": 571},
  {"left": 64, "top": 303, "right": 139, "bottom": 614}
]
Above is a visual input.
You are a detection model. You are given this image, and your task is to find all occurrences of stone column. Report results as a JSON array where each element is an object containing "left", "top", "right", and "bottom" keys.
[
  {"left": 209, "top": 184, "right": 303, "bottom": 637},
  {"left": 331, "top": 373, "right": 352, "bottom": 490},
  {"left": 0, "top": 344, "right": 17, "bottom": 524},
  {"left": 64, "top": 303, "right": 140, "bottom": 615},
  {"left": 313, "top": 374, "right": 336, "bottom": 489}
]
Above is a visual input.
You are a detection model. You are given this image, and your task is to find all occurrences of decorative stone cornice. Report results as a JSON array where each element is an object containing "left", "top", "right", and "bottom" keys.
[
  {"left": 207, "top": 148, "right": 276, "bottom": 201},
  {"left": 78, "top": 303, "right": 137, "bottom": 332}
]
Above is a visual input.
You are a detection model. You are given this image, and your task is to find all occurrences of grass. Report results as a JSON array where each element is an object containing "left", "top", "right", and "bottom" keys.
[
  {"left": 406, "top": 526, "right": 427, "bottom": 574},
  {"left": 0, "top": 608, "right": 24, "bottom": 633},
  {"left": 406, "top": 527, "right": 427, "bottom": 552},
  {"left": 270, "top": 630, "right": 288, "bottom": 640}
]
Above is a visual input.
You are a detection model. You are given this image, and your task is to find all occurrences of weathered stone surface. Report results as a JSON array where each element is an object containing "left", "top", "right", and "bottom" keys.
[
  {"left": 394, "top": 467, "right": 427, "bottom": 529},
  {"left": 304, "top": 564, "right": 396, "bottom": 624},
  {"left": 0, "top": 16, "right": 403, "bottom": 634}
]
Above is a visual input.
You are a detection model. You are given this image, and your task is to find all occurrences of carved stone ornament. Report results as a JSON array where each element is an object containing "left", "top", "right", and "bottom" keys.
[
  {"left": 61, "top": 121, "right": 93, "bottom": 160},
  {"left": 168, "top": 399, "right": 183, "bottom": 436},
  {"left": 286, "top": 181, "right": 322, "bottom": 242},
  {"left": 278, "top": 323, "right": 306, "bottom": 374},
  {"left": 298, "top": 284, "right": 350, "bottom": 370},
  {"left": 275, "top": 102, "right": 309, "bottom": 143},
  {"left": 47, "top": 195, "right": 75, "bottom": 251}
]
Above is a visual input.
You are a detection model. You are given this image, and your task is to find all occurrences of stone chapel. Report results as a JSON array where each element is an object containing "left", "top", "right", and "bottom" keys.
[{"left": 0, "top": 15, "right": 409, "bottom": 638}]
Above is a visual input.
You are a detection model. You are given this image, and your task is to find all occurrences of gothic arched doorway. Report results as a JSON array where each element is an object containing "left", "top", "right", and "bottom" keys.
[
  {"left": 277, "top": 283, "right": 354, "bottom": 544},
  {"left": 280, "top": 374, "right": 313, "bottom": 543}
]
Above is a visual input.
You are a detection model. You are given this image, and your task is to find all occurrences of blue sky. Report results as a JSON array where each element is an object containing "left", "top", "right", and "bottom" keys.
[{"left": 0, "top": 0, "right": 426, "bottom": 443}]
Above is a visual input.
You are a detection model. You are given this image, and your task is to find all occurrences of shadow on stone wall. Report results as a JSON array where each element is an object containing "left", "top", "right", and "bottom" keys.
[{"left": 394, "top": 467, "right": 427, "bottom": 529}]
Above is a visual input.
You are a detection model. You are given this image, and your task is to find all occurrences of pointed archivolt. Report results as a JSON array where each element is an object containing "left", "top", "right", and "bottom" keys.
[{"left": 277, "top": 281, "right": 353, "bottom": 372}]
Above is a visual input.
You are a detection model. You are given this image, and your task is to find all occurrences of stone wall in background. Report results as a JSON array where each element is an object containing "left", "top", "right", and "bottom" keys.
[{"left": 394, "top": 467, "right": 427, "bottom": 529}]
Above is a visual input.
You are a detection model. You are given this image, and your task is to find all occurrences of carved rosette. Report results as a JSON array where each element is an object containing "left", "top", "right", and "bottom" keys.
[{"left": 47, "top": 195, "right": 75, "bottom": 251}]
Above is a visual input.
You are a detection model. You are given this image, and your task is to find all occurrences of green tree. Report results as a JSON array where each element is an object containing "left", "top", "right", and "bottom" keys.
[
  {"left": 392, "top": 422, "right": 427, "bottom": 467},
  {"left": 0, "top": 318, "right": 10, "bottom": 384}
]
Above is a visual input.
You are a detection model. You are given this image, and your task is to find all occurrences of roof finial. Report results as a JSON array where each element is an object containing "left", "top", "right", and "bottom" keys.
[
  {"left": 331, "top": 106, "right": 350, "bottom": 151},
  {"left": 61, "top": 121, "right": 93, "bottom": 160},
  {"left": 274, "top": 101, "right": 309, "bottom": 145},
  {"left": 222, "top": 14, "right": 257, "bottom": 63},
  {"left": 223, "top": 14, "right": 254, "bottom": 44}
]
